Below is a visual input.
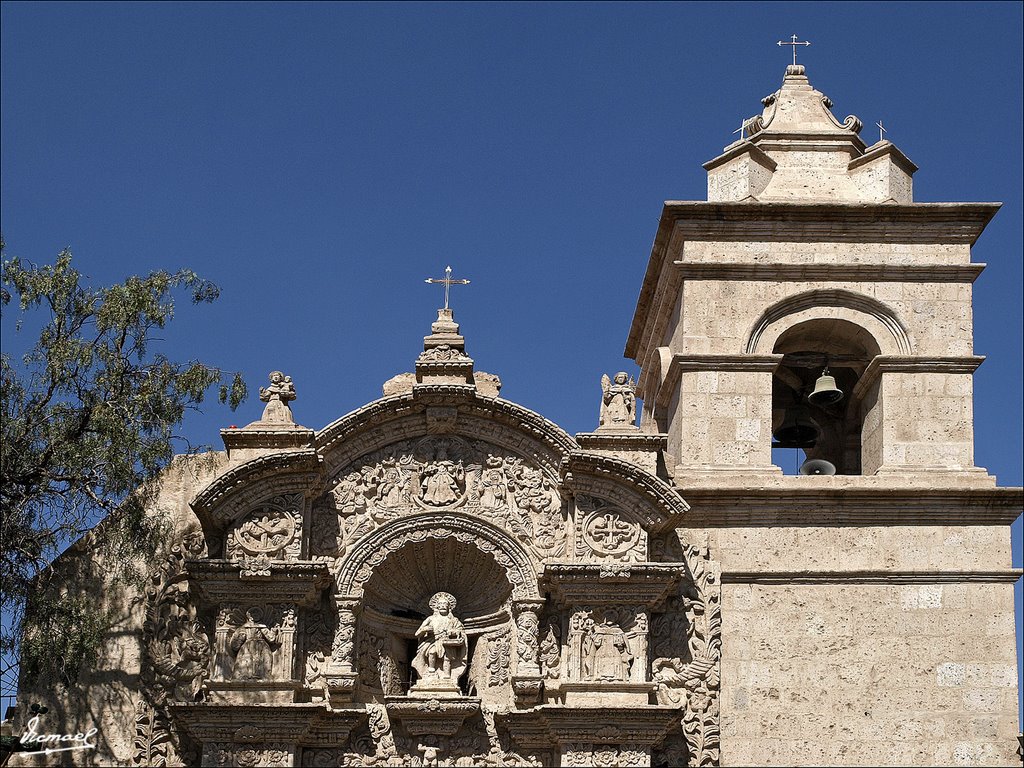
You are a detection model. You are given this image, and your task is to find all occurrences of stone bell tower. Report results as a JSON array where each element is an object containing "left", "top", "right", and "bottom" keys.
[
  {"left": 627, "top": 62, "right": 998, "bottom": 483},
  {"left": 623, "top": 60, "right": 1022, "bottom": 767}
]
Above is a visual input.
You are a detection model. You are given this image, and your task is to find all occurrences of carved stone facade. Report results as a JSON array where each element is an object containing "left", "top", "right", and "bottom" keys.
[{"left": 10, "top": 62, "right": 1021, "bottom": 768}]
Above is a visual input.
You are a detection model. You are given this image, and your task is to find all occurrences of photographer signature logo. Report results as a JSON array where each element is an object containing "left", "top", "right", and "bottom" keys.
[{"left": 18, "top": 715, "right": 98, "bottom": 757}]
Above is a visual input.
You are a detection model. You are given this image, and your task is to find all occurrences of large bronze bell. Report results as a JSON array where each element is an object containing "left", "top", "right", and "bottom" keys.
[
  {"left": 772, "top": 406, "right": 819, "bottom": 446},
  {"left": 808, "top": 369, "right": 844, "bottom": 406}
]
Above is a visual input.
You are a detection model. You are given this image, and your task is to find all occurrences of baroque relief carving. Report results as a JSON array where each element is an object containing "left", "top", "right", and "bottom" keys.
[
  {"left": 311, "top": 437, "right": 566, "bottom": 565},
  {"left": 213, "top": 604, "right": 296, "bottom": 682},
  {"left": 651, "top": 537, "right": 722, "bottom": 767},
  {"left": 575, "top": 496, "right": 646, "bottom": 563},
  {"left": 133, "top": 531, "right": 209, "bottom": 767},
  {"left": 226, "top": 493, "right": 303, "bottom": 573}
]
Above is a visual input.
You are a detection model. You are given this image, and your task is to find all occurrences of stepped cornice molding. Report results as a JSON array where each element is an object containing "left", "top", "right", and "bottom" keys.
[
  {"left": 674, "top": 261, "right": 986, "bottom": 283},
  {"left": 626, "top": 201, "right": 1000, "bottom": 360},
  {"left": 721, "top": 568, "right": 1024, "bottom": 584},
  {"left": 191, "top": 449, "right": 323, "bottom": 520},
  {"left": 678, "top": 485, "right": 1023, "bottom": 526},
  {"left": 562, "top": 451, "right": 690, "bottom": 528}
]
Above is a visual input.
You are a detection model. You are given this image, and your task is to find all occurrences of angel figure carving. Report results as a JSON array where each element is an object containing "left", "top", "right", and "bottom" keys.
[
  {"left": 411, "top": 592, "right": 468, "bottom": 689},
  {"left": 259, "top": 370, "right": 296, "bottom": 423},
  {"left": 599, "top": 372, "right": 636, "bottom": 428}
]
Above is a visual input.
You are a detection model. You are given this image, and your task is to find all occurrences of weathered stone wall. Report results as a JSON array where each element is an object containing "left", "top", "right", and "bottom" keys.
[
  {"left": 719, "top": 581, "right": 1019, "bottom": 766},
  {"left": 690, "top": 521, "right": 1020, "bottom": 766},
  {"left": 10, "top": 454, "right": 227, "bottom": 768}
]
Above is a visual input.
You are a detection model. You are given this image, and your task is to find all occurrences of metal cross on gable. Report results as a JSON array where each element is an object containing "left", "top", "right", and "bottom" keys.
[
  {"left": 425, "top": 265, "right": 470, "bottom": 310},
  {"left": 876, "top": 120, "right": 887, "bottom": 143},
  {"left": 777, "top": 34, "right": 811, "bottom": 66}
]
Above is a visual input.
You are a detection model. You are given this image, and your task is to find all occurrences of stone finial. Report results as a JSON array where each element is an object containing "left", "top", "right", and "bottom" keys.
[
  {"left": 598, "top": 372, "right": 638, "bottom": 431},
  {"left": 258, "top": 371, "right": 296, "bottom": 424},
  {"left": 415, "top": 308, "right": 475, "bottom": 386}
]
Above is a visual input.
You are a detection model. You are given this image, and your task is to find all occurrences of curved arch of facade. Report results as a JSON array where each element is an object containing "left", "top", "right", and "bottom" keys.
[
  {"left": 334, "top": 511, "right": 542, "bottom": 601},
  {"left": 190, "top": 450, "right": 323, "bottom": 536},
  {"left": 315, "top": 387, "right": 578, "bottom": 479},
  {"left": 563, "top": 452, "right": 689, "bottom": 532},
  {"left": 745, "top": 288, "right": 913, "bottom": 356}
]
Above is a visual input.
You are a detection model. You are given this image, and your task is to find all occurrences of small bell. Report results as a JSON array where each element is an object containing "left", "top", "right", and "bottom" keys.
[
  {"left": 772, "top": 406, "right": 819, "bottom": 446},
  {"left": 800, "top": 458, "right": 837, "bottom": 476},
  {"left": 808, "top": 367, "right": 844, "bottom": 406}
]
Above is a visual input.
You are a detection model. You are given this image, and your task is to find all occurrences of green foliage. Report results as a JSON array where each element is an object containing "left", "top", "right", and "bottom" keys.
[{"left": 0, "top": 242, "right": 246, "bottom": 689}]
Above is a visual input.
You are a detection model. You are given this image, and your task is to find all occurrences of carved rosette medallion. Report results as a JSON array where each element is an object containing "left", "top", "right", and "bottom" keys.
[
  {"left": 227, "top": 494, "right": 303, "bottom": 563},
  {"left": 575, "top": 496, "right": 646, "bottom": 563}
]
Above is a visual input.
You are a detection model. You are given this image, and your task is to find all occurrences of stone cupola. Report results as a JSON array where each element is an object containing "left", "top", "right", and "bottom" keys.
[{"left": 704, "top": 65, "right": 916, "bottom": 203}]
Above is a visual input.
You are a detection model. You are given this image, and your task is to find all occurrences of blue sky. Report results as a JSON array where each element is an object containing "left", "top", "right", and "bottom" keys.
[{"left": 2, "top": 1, "right": 1021, "bottom": 722}]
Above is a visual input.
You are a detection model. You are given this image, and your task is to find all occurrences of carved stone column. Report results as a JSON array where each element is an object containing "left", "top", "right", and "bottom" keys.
[
  {"left": 512, "top": 599, "right": 544, "bottom": 704},
  {"left": 513, "top": 600, "right": 543, "bottom": 675},
  {"left": 326, "top": 596, "right": 361, "bottom": 704}
]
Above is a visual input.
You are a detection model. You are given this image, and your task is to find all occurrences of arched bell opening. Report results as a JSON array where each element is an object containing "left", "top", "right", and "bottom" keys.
[
  {"left": 770, "top": 318, "right": 881, "bottom": 475},
  {"left": 356, "top": 536, "right": 515, "bottom": 700}
]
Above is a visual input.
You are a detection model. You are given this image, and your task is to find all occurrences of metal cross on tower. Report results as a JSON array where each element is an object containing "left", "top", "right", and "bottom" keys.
[
  {"left": 425, "top": 265, "right": 470, "bottom": 310},
  {"left": 777, "top": 34, "right": 811, "bottom": 66},
  {"left": 876, "top": 120, "right": 887, "bottom": 143}
]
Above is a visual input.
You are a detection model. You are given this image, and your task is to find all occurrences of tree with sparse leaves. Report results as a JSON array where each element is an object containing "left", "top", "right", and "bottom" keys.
[{"left": 0, "top": 242, "right": 246, "bottom": 697}]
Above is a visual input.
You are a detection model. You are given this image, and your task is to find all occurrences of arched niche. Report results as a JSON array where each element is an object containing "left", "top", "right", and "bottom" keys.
[{"left": 335, "top": 512, "right": 541, "bottom": 603}]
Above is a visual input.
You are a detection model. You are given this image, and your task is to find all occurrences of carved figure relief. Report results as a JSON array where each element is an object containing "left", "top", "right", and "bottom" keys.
[
  {"left": 564, "top": 606, "right": 647, "bottom": 684},
  {"left": 582, "top": 617, "right": 633, "bottom": 681},
  {"left": 539, "top": 620, "right": 561, "bottom": 680},
  {"left": 599, "top": 372, "right": 636, "bottom": 428},
  {"left": 312, "top": 438, "right": 566, "bottom": 564},
  {"left": 226, "top": 494, "right": 303, "bottom": 563},
  {"left": 214, "top": 604, "right": 295, "bottom": 682},
  {"left": 258, "top": 370, "right": 297, "bottom": 423},
  {"left": 411, "top": 592, "right": 468, "bottom": 690},
  {"left": 575, "top": 496, "right": 646, "bottom": 563}
]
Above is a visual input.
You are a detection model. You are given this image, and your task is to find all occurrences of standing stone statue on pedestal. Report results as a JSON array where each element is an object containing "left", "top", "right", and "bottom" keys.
[{"left": 599, "top": 372, "right": 636, "bottom": 429}]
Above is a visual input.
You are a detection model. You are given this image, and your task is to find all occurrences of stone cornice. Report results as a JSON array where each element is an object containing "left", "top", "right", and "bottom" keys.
[
  {"left": 169, "top": 702, "right": 365, "bottom": 743},
  {"left": 499, "top": 705, "right": 681, "bottom": 750},
  {"left": 678, "top": 485, "right": 1023, "bottom": 526},
  {"left": 721, "top": 569, "right": 1023, "bottom": 584},
  {"left": 562, "top": 451, "right": 690, "bottom": 526},
  {"left": 191, "top": 450, "right": 322, "bottom": 515},
  {"left": 851, "top": 355, "right": 986, "bottom": 403},
  {"left": 574, "top": 432, "right": 668, "bottom": 451},
  {"left": 848, "top": 140, "right": 918, "bottom": 175},
  {"left": 702, "top": 140, "right": 778, "bottom": 172},
  {"left": 625, "top": 201, "right": 1000, "bottom": 361},
  {"left": 188, "top": 559, "right": 331, "bottom": 605},
  {"left": 674, "top": 261, "right": 985, "bottom": 283},
  {"left": 220, "top": 426, "right": 316, "bottom": 451},
  {"left": 658, "top": 201, "right": 1000, "bottom": 244},
  {"left": 316, "top": 387, "right": 577, "bottom": 466},
  {"left": 655, "top": 354, "right": 781, "bottom": 409},
  {"left": 541, "top": 562, "right": 686, "bottom": 606}
]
